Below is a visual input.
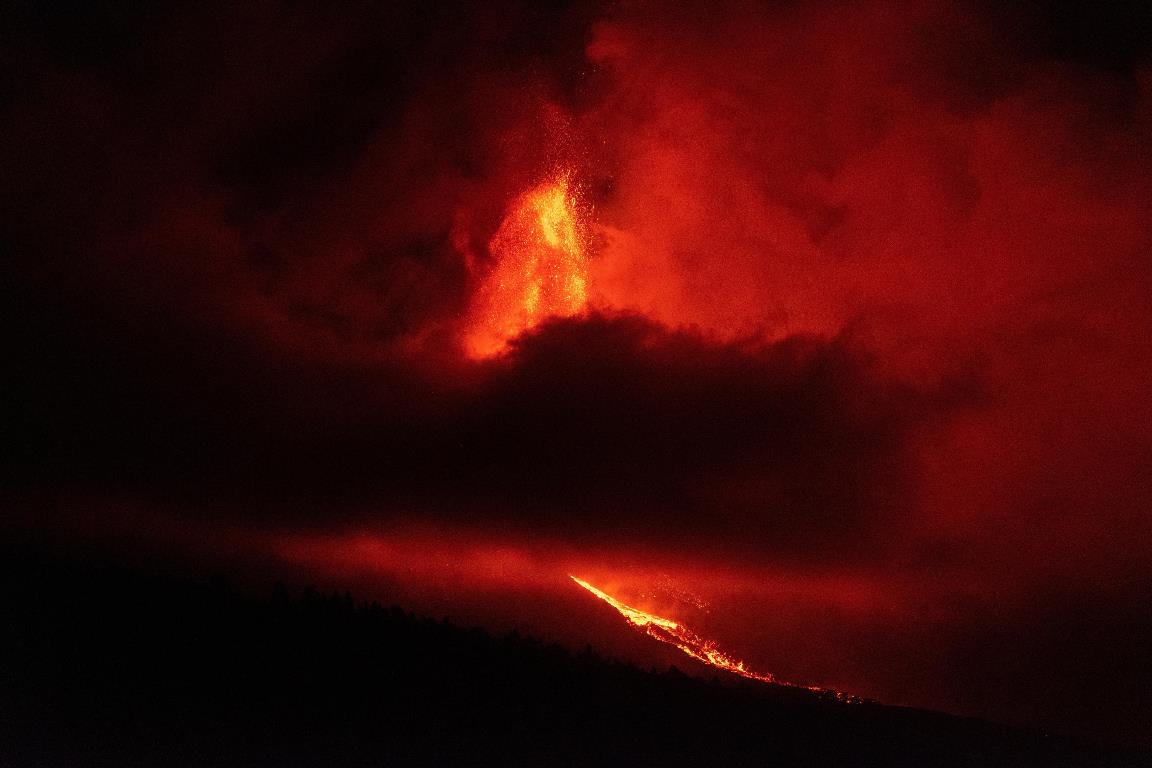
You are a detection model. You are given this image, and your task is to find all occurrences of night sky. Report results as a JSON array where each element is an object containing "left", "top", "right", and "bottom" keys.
[{"left": 3, "top": 0, "right": 1152, "bottom": 748}]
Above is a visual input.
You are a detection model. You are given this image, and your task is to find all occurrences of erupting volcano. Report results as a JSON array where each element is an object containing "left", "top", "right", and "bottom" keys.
[
  {"left": 466, "top": 172, "right": 589, "bottom": 357},
  {"left": 571, "top": 576, "right": 853, "bottom": 699},
  {"left": 8, "top": 0, "right": 1152, "bottom": 759}
]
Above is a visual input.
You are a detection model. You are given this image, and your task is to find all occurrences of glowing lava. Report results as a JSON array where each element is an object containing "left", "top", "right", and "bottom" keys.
[
  {"left": 571, "top": 576, "right": 856, "bottom": 699},
  {"left": 466, "top": 172, "right": 589, "bottom": 357}
]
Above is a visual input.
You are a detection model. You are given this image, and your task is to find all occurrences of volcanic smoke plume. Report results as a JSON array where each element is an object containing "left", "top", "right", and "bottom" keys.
[{"left": 2, "top": 0, "right": 1152, "bottom": 748}]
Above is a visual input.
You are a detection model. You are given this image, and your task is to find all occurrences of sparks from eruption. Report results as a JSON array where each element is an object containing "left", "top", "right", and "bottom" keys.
[
  {"left": 466, "top": 172, "right": 589, "bottom": 357},
  {"left": 570, "top": 576, "right": 856, "bottom": 700}
]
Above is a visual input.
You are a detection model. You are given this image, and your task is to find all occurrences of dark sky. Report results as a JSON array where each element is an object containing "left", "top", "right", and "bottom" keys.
[{"left": 3, "top": 0, "right": 1152, "bottom": 747}]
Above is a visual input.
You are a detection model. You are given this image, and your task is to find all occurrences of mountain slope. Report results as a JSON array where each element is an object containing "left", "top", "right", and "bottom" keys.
[{"left": 1, "top": 543, "right": 1146, "bottom": 767}]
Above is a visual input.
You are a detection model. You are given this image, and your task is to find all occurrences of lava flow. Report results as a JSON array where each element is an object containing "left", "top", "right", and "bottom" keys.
[
  {"left": 466, "top": 172, "right": 589, "bottom": 357},
  {"left": 571, "top": 576, "right": 855, "bottom": 699}
]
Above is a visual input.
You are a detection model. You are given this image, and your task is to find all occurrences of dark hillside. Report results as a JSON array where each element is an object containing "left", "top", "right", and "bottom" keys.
[{"left": 1, "top": 542, "right": 1146, "bottom": 768}]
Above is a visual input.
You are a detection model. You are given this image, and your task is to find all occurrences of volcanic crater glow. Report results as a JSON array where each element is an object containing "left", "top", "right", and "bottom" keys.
[{"left": 466, "top": 173, "right": 589, "bottom": 357}]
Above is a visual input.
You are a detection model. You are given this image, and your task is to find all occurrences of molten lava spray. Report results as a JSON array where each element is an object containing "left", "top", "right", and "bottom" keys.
[
  {"left": 467, "top": 172, "right": 589, "bottom": 357},
  {"left": 571, "top": 576, "right": 855, "bottom": 699}
]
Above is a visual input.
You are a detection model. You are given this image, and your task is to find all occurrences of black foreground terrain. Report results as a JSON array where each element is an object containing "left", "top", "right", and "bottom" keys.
[{"left": 1, "top": 539, "right": 1148, "bottom": 768}]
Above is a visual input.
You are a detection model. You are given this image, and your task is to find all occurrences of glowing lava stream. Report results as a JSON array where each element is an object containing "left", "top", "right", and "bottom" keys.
[
  {"left": 466, "top": 172, "right": 589, "bottom": 358},
  {"left": 570, "top": 576, "right": 855, "bottom": 700}
]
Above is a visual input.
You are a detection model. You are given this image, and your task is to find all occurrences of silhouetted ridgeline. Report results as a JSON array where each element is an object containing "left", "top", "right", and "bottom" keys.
[{"left": 1, "top": 542, "right": 1147, "bottom": 767}]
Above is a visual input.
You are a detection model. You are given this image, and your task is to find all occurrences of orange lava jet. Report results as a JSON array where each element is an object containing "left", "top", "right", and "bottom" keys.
[
  {"left": 571, "top": 576, "right": 856, "bottom": 700},
  {"left": 466, "top": 172, "right": 589, "bottom": 357}
]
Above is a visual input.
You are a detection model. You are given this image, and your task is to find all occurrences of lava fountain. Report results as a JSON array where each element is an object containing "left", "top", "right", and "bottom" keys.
[{"left": 466, "top": 172, "right": 589, "bottom": 357}]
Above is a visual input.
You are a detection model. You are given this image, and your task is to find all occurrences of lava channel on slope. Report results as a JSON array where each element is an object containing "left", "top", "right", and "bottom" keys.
[{"left": 571, "top": 576, "right": 856, "bottom": 701}]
